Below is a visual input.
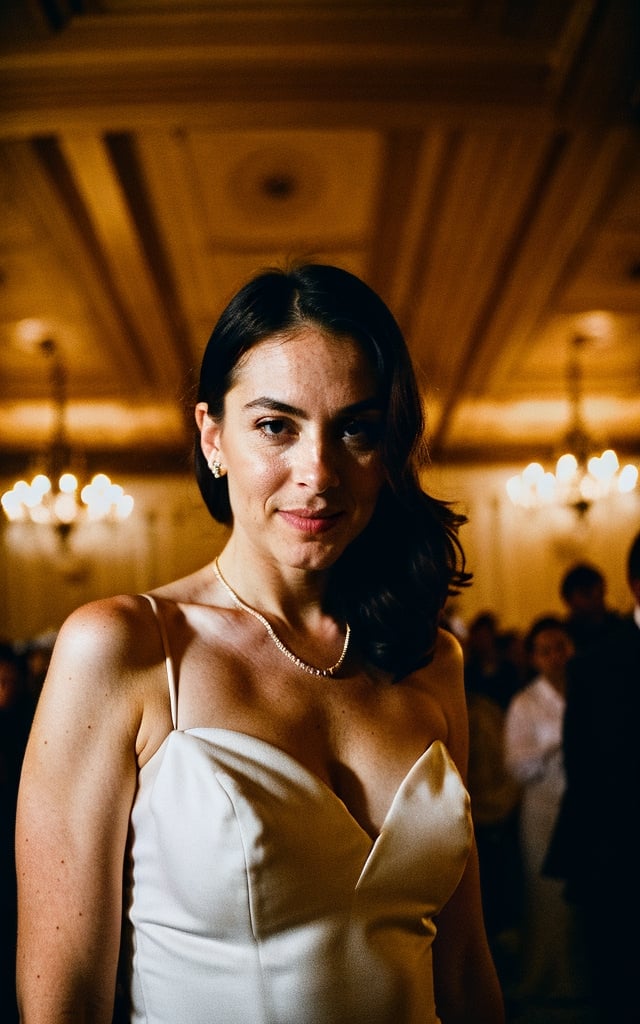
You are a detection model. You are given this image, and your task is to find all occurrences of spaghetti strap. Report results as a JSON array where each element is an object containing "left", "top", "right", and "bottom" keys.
[{"left": 141, "top": 593, "right": 178, "bottom": 728}]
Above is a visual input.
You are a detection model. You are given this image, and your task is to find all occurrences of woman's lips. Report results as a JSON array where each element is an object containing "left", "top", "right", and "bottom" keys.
[{"left": 278, "top": 509, "right": 342, "bottom": 534}]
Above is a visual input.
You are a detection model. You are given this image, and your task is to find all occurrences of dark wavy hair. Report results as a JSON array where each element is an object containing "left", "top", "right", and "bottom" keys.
[{"left": 195, "top": 263, "right": 471, "bottom": 678}]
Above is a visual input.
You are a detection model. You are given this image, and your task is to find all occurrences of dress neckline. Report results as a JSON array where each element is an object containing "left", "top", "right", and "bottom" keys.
[{"left": 179, "top": 726, "right": 447, "bottom": 842}]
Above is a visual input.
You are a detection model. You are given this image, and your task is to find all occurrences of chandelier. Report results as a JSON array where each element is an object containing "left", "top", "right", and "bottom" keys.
[
  {"left": 1, "top": 339, "right": 134, "bottom": 543},
  {"left": 506, "top": 335, "right": 638, "bottom": 517}
]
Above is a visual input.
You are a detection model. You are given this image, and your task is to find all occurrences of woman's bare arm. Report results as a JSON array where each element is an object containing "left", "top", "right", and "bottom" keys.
[
  {"left": 15, "top": 596, "right": 152, "bottom": 1023},
  {"left": 430, "top": 628, "right": 506, "bottom": 1024},
  {"left": 433, "top": 841, "right": 505, "bottom": 1023}
]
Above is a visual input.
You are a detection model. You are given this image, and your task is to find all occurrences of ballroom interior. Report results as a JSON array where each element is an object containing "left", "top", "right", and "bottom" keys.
[{"left": 1, "top": 0, "right": 639, "bottom": 646}]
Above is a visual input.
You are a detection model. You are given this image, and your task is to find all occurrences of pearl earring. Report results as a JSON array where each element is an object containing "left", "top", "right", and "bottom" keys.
[{"left": 207, "top": 454, "right": 223, "bottom": 479}]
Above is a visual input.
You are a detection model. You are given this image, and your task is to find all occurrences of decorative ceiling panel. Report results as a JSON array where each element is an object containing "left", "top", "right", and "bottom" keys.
[{"left": 0, "top": 0, "right": 638, "bottom": 475}]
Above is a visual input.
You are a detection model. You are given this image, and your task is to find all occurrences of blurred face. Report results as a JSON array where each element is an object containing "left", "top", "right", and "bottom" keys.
[
  {"left": 197, "top": 327, "right": 386, "bottom": 571},
  {"left": 531, "top": 627, "right": 574, "bottom": 686},
  {"left": 566, "top": 581, "right": 605, "bottom": 617}
]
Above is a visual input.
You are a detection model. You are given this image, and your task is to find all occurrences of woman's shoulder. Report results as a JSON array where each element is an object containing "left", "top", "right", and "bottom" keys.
[
  {"left": 416, "top": 627, "right": 468, "bottom": 774},
  {"left": 52, "top": 592, "right": 165, "bottom": 684},
  {"left": 409, "top": 626, "right": 463, "bottom": 694},
  {"left": 53, "top": 563, "right": 222, "bottom": 683},
  {"left": 433, "top": 625, "right": 464, "bottom": 672},
  {"left": 59, "top": 591, "right": 152, "bottom": 640},
  {"left": 29, "top": 594, "right": 170, "bottom": 765},
  {"left": 413, "top": 626, "right": 465, "bottom": 713}
]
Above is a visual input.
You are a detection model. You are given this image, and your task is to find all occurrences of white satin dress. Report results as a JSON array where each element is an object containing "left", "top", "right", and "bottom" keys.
[{"left": 124, "top": 596, "right": 473, "bottom": 1024}]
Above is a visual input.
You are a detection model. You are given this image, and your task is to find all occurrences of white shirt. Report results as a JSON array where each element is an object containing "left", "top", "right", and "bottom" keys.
[{"left": 503, "top": 677, "right": 565, "bottom": 786}]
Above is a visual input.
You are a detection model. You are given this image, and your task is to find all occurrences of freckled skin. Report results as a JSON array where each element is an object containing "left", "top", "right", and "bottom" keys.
[{"left": 198, "top": 330, "right": 386, "bottom": 576}]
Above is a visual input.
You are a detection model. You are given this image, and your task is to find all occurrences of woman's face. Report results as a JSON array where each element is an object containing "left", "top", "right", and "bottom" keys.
[
  {"left": 197, "top": 326, "right": 386, "bottom": 572},
  {"left": 531, "top": 627, "right": 574, "bottom": 685}
]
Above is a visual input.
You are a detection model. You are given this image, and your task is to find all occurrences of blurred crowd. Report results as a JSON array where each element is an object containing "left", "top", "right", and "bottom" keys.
[{"left": 449, "top": 533, "right": 640, "bottom": 1024}]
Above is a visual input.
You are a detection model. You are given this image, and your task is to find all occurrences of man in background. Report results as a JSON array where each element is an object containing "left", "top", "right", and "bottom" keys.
[
  {"left": 545, "top": 530, "right": 640, "bottom": 1024},
  {"left": 559, "top": 561, "right": 621, "bottom": 655}
]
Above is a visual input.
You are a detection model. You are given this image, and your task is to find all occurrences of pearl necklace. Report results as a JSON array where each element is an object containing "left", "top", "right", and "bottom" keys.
[{"left": 213, "top": 558, "right": 351, "bottom": 678}]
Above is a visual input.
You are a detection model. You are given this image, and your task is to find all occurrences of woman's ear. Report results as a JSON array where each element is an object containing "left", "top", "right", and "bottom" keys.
[{"left": 195, "top": 402, "right": 222, "bottom": 467}]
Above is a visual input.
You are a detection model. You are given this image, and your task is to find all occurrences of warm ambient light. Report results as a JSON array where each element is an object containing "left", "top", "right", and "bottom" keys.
[
  {"left": 1, "top": 338, "right": 134, "bottom": 543},
  {"left": 506, "top": 450, "right": 638, "bottom": 516},
  {"left": 2, "top": 471, "right": 134, "bottom": 530},
  {"left": 506, "top": 335, "right": 638, "bottom": 517}
]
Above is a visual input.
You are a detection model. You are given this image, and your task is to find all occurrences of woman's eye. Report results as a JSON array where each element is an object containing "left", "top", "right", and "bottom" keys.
[
  {"left": 342, "top": 419, "right": 382, "bottom": 446},
  {"left": 258, "top": 419, "right": 292, "bottom": 439}
]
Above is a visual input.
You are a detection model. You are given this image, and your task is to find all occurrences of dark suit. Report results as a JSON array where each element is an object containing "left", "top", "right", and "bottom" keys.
[{"left": 545, "top": 614, "right": 640, "bottom": 1024}]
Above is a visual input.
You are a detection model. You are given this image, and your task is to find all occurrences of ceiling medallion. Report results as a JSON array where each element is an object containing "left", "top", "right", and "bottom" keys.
[{"left": 228, "top": 145, "right": 322, "bottom": 223}]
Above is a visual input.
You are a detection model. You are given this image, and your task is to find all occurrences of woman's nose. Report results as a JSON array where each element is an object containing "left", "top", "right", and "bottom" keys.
[{"left": 294, "top": 437, "right": 340, "bottom": 492}]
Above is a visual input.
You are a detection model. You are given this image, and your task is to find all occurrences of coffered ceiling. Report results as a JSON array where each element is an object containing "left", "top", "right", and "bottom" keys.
[{"left": 1, "top": 0, "right": 639, "bottom": 478}]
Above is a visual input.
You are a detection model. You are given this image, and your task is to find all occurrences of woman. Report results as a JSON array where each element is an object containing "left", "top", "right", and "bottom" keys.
[{"left": 16, "top": 264, "right": 504, "bottom": 1023}]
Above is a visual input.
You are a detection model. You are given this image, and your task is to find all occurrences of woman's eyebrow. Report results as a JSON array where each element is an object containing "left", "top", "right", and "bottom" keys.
[{"left": 243, "top": 396, "right": 383, "bottom": 418}]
